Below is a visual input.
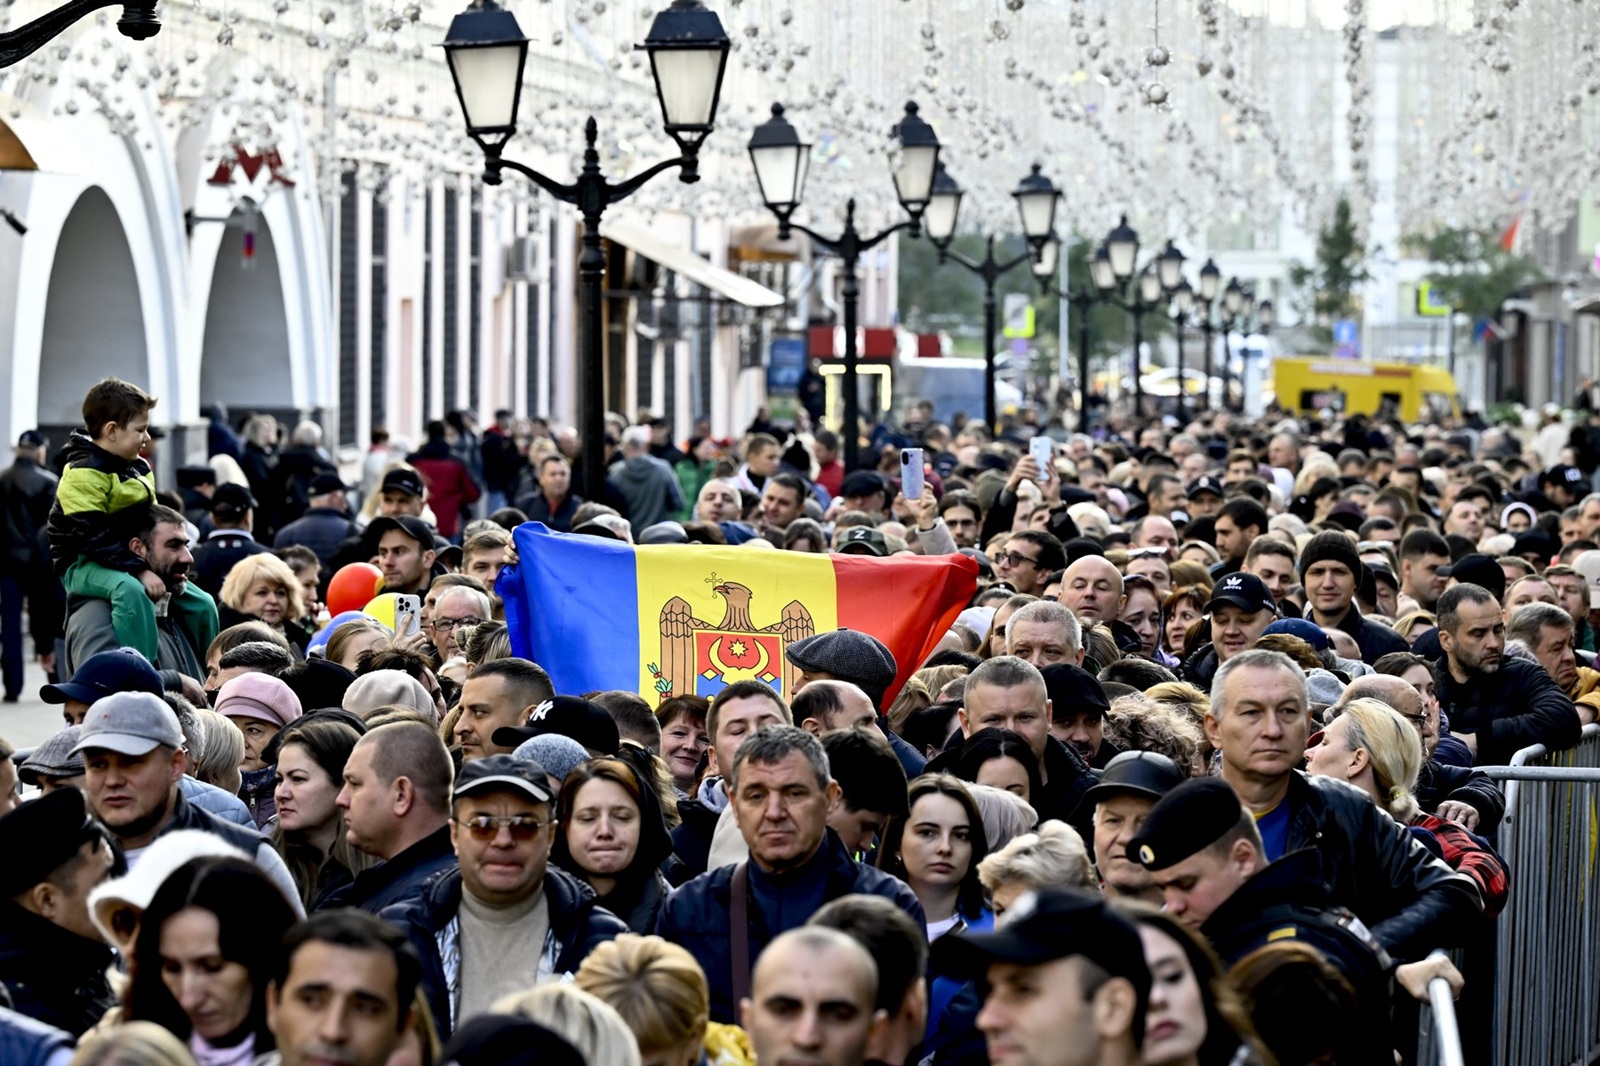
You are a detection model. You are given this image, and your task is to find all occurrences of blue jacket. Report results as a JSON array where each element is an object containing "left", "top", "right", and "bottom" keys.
[
  {"left": 654, "top": 829, "right": 925, "bottom": 1023},
  {"left": 274, "top": 507, "right": 361, "bottom": 567},
  {"left": 179, "top": 775, "right": 255, "bottom": 829},
  {"left": 380, "top": 865, "right": 626, "bottom": 1039},
  {"left": 0, "top": 1007, "right": 72, "bottom": 1066}
]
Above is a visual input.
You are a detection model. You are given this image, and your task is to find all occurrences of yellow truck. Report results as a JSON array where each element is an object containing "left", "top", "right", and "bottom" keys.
[{"left": 1272, "top": 357, "right": 1461, "bottom": 422}]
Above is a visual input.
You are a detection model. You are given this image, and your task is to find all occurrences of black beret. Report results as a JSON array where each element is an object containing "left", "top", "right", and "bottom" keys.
[
  {"left": 1040, "top": 663, "right": 1109, "bottom": 724},
  {"left": 0, "top": 787, "right": 98, "bottom": 898},
  {"left": 1126, "top": 776, "right": 1245, "bottom": 872}
]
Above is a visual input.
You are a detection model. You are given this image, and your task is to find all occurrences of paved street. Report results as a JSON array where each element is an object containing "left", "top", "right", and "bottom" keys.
[{"left": 2, "top": 657, "right": 67, "bottom": 752}]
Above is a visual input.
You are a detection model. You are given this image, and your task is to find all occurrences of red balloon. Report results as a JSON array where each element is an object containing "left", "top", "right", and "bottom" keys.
[{"left": 327, "top": 562, "right": 384, "bottom": 616}]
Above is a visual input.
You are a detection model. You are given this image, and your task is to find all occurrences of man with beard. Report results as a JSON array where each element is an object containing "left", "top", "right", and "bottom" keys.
[
  {"left": 1433, "top": 583, "right": 1582, "bottom": 764},
  {"left": 64, "top": 504, "right": 218, "bottom": 682},
  {"left": 74, "top": 690, "right": 300, "bottom": 908}
]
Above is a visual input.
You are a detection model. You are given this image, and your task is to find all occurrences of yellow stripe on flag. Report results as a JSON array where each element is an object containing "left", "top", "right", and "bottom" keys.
[{"left": 633, "top": 546, "right": 839, "bottom": 703}]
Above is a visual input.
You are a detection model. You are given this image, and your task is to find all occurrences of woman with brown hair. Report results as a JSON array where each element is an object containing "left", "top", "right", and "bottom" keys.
[
  {"left": 876, "top": 773, "right": 992, "bottom": 939},
  {"left": 1162, "top": 585, "right": 1209, "bottom": 659},
  {"left": 552, "top": 758, "right": 675, "bottom": 933}
]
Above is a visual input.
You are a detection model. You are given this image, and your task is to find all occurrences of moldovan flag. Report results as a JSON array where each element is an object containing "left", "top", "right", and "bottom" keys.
[{"left": 498, "top": 523, "right": 979, "bottom": 705}]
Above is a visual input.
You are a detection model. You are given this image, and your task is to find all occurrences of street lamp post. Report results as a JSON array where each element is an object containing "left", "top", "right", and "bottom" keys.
[
  {"left": 1197, "top": 258, "right": 1221, "bottom": 412},
  {"left": 1169, "top": 278, "right": 1196, "bottom": 424},
  {"left": 1092, "top": 218, "right": 1181, "bottom": 421},
  {"left": 0, "top": 0, "right": 158, "bottom": 68},
  {"left": 922, "top": 163, "right": 1061, "bottom": 433},
  {"left": 749, "top": 101, "right": 941, "bottom": 472},
  {"left": 443, "top": 0, "right": 730, "bottom": 502},
  {"left": 1051, "top": 240, "right": 1104, "bottom": 434}
]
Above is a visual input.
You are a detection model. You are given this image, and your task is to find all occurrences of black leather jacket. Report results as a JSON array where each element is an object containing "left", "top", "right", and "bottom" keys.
[
  {"left": 1284, "top": 771, "right": 1482, "bottom": 961},
  {"left": 0, "top": 458, "right": 57, "bottom": 573}
]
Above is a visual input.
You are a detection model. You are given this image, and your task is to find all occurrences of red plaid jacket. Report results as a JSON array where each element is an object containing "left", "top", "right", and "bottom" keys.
[{"left": 1409, "top": 813, "right": 1509, "bottom": 919}]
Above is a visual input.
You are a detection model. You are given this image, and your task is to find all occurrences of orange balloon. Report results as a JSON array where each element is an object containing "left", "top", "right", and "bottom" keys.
[{"left": 327, "top": 562, "right": 384, "bottom": 616}]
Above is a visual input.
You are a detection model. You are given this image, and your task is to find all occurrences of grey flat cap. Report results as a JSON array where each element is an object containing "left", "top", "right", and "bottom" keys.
[{"left": 784, "top": 629, "right": 898, "bottom": 691}]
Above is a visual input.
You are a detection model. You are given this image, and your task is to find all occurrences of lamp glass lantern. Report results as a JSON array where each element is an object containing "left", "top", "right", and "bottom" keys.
[
  {"left": 1157, "top": 240, "right": 1186, "bottom": 291},
  {"left": 747, "top": 104, "right": 810, "bottom": 217},
  {"left": 1198, "top": 258, "right": 1221, "bottom": 302},
  {"left": 1106, "top": 214, "right": 1139, "bottom": 280},
  {"left": 1223, "top": 277, "right": 1244, "bottom": 314},
  {"left": 1090, "top": 244, "right": 1117, "bottom": 292},
  {"left": 1012, "top": 164, "right": 1060, "bottom": 251},
  {"left": 639, "top": 0, "right": 731, "bottom": 153},
  {"left": 889, "top": 102, "right": 941, "bottom": 215},
  {"left": 924, "top": 165, "right": 963, "bottom": 247},
  {"left": 441, "top": 0, "right": 532, "bottom": 150},
  {"left": 1173, "top": 278, "right": 1195, "bottom": 314},
  {"left": 1138, "top": 265, "right": 1164, "bottom": 305},
  {"left": 1032, "top": 235, "right": 1060, "bottom": 283}
]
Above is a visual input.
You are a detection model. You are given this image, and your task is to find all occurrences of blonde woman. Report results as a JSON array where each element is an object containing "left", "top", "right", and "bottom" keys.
[
  {"left": 576, "top": 934, "right": 718, "bottom": 1066},
  {"left": 976, "top": 820, "right": 1099, "bottom": 917},
  {"left": 220, "top": 553, "right": 313, "bottom": 654},
  {"left": 1306, "top": 697, "right": 1508, "bottom": 917},
  {"left": 71, "top": 1021, "right": 198, "bottom": 1066},
  {"left": 491, "top": 984, "right": 642, "bottom": 1066}
]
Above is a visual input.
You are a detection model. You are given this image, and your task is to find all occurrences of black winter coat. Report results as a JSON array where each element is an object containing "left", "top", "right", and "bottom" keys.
[
  {"left": 274, "top": 507, "right": 361, "bottom": 568},
  {"left": 1415, "top": 759, "right": 1505, "bottom": 835},
  {"left": 316, "top": 825, "right": 456, "bottom": 914},
  {"left": 1431, "top": 656, "right": 1583, "bottom": 766},
  {"left": 0, "top": 457, "right": 56, "bottom": 573},
  {"left": 380, "top": 866, "right": 626, "bottom": 1039},
  {"left": 1307, "top": 601, "right": 1409, "bottom": 665},
  {"left": 1283, "top": 771, "right": 1482, "bottom": 961},
  {"left": 0, "top": 902, "right": 115, "bottom": 1037},
  {"left": 1177, "top": 641, "right": 1221, "bottom": 692}
]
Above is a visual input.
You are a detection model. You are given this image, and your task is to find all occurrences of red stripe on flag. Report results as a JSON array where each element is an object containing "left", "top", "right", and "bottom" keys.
[{"left": 831, "top": 553, "right": 979, "bottom": 706}]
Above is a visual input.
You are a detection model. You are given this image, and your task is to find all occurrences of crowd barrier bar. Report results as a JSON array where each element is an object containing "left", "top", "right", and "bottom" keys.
[
  {"left": 1482, "top": 723, "right": 1600, "bottom": 1066},
  {"left": 1416, "top": 949, "right": 1467, "bottom": 1066}
]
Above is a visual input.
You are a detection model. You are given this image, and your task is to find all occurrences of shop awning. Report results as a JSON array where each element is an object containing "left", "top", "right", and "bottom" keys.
[{"left": 598, "top": 218, "right": 785, "bottom": 309}]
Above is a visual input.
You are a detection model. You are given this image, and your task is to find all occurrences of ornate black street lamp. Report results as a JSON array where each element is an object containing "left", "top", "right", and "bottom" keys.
[
  {"left": 443, "top": 0, "right": 730, "bottom": 501},
  {"left": 0, "top": 1, "right": 158, "bottom": 68},
  {"left": 923, "top": 163, "right": 1060, "bottom": 433},
  {"left": 749, "top": 101, "right": 941, "bottom": 471},
  {"left": 1091, "top": 217, "right": 1179, "bottom": 420}
]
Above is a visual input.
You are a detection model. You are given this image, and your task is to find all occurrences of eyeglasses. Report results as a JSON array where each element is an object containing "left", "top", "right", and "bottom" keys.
[
  {"left": 452, "top": 815, "right": 551, "bottom": 841},
  {"left": 998, "top": 551, "right": 1041, "bottom": 569},
  {"left": 432, "top": 616, "right": 486, "bottom": 634},
  {"left": 1127, "top": 546, "right": 1169, "bottom": 559},
  {"left": 1399, "top": 712, "right": 1429, "bottom": 730}
]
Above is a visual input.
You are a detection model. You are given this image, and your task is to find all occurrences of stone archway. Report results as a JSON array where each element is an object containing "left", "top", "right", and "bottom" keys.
[
  {"left": 36, "top": 187, "right": 149, "bottom": 438},
  {"left": 198, "top": 206, "right": 296, "bottom": 418}
]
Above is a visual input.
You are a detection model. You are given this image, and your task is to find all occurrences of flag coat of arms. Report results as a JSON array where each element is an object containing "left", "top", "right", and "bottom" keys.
[{"left": 498, "top": 523, "right": 979, "bottom": 704}]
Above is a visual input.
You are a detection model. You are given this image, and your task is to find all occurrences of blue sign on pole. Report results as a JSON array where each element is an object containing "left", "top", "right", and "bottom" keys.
[
  {"left": 767, "top": 337, "right": 807, "bottom": 395},
  {"left": 1332, "top": 319, "right": 1360, "bottom": 360}
]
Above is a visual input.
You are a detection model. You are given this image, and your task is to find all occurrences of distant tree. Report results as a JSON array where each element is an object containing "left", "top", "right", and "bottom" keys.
[
  {"left": 1287, "top": 197, "right": 1370, "bottom": 343},
  {"left": 1410, "top": 226, "right": 1542, "bottom": 319}
]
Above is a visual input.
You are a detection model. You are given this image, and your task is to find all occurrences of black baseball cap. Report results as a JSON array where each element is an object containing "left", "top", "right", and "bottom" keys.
[
  {"left": 452, "top": 753, "right": 555, "bottom": 804},
  {"left": 1126, "top": 776, "right": 1244, "bottom": 872},
  {"left": 1542, "top": 464, "right": 1587, "bottom": 490},
  {"left": 15, "top": 429, "right": 46, "bottom": 449},
  {"left": 367, "top": 515, "right": 434, "bottom": 549},
  {"left": 1436, "top": 552, "right": 1505, "bottom": 600},
  {"left": 1040, "top": 663, "right": 1109, "bottom": 725},
  {"left": 492, "top": 695, "right": 621, "bottom": 756},
  {"left": 1074, "top": 750, "right": 1186, "bottom": 818},
  {"left": 210, "top": 483, "right": 258, "bottom": 515},
  {"left": 380, "top": 468, "right": 427, "bottom": 497},
  {"left": 1186, "top": 475, "right": 1224, "bottom": 500},
  {"left": 1204, "top": 571, "right": 1274, "bottom": 614},
  {"left": 309, "top": 472, "right": 352, "bottom": 496},
  {"left": 0, "top": 787, "right": 101, "bottom": 899},
  {"left": 835, "top": 527, "right": 888, "bottom": 557},
  {"left": 933, "top": 888, "right": 1152, "bottom": 996},
  {"left": 840, "top": 471, "right": 888, "bottom": 499}
]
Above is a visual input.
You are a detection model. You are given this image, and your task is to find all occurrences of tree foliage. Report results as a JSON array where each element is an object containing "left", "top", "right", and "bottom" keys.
[
  {"left": 1287, "top": 196, "right": 1370, "bottom": 330},
  {"left": 1409, "top": 226, "right": 1543, "bottom": 319}
]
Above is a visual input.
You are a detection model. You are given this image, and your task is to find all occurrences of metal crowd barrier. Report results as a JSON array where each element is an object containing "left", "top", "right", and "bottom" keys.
[
  {"left": 1416, "top": 950, "right": 1467, "bottom": 1066},
  {"left": 1483, "top": 723, "right": 1600, "bottom": 1066}
]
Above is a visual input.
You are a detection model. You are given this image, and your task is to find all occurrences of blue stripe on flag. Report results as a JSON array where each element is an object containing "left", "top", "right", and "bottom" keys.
[{"left": 498, "top": 523, "right": 641, "bottom": 695}]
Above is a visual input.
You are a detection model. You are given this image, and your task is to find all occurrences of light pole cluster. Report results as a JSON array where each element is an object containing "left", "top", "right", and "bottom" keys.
[{"left": 745, "top": 100, "right": 944, "bottom": 472}]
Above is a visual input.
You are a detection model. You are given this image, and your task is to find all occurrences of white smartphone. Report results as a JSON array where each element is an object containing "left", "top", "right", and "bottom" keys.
[
  {"left": 393, "top": 594, "right": 422, "bottom": 637},
  {"left": 900, "top": 447, "right": 925, "bottom": 501},
  {"left": 1029, "top": 435, "right": 1054, "bottom": 473}
]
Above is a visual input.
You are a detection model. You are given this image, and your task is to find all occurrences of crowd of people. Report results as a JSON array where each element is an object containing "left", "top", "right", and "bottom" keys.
[{"left": 0, "top": 373, "right": 1593, "bottom": 1066}]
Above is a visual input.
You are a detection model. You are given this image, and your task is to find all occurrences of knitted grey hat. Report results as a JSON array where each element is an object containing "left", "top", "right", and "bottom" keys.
[
  {"left": 514, "top": 733, "right": 591, "bottom": 788},
  {"left": 1305, "top": 668, "right": 1347, "bottom": 709}
]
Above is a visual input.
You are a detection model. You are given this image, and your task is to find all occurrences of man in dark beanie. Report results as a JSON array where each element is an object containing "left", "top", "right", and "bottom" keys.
[
  {"left": 0, "top": 788, "right": 118, "bottom": 1035},
  {"left": 1299, "top": 530, "right": 1408, "bottom": 663},
  {"left": 786, "top": 628, "right": 925, "bottom": 775}
]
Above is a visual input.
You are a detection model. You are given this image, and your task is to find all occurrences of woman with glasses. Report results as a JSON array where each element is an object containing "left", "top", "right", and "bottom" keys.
[
  {"left": 552, "top": 758, "right": 675, "bottom": 935},
  {"left": 1305, "top": 697, "right": 1507, "bottom": 917}
]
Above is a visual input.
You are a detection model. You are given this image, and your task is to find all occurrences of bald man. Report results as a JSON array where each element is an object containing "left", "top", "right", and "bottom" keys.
[
  {"left": 1336, "top": 674, "right": 1502, "bottom": 833},
  {"left": 742, "top": 927, "right": 887, "bottom": 1066},
  {"left": 1058, "top": 556, "right": 1126, "bottom": 629}
]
